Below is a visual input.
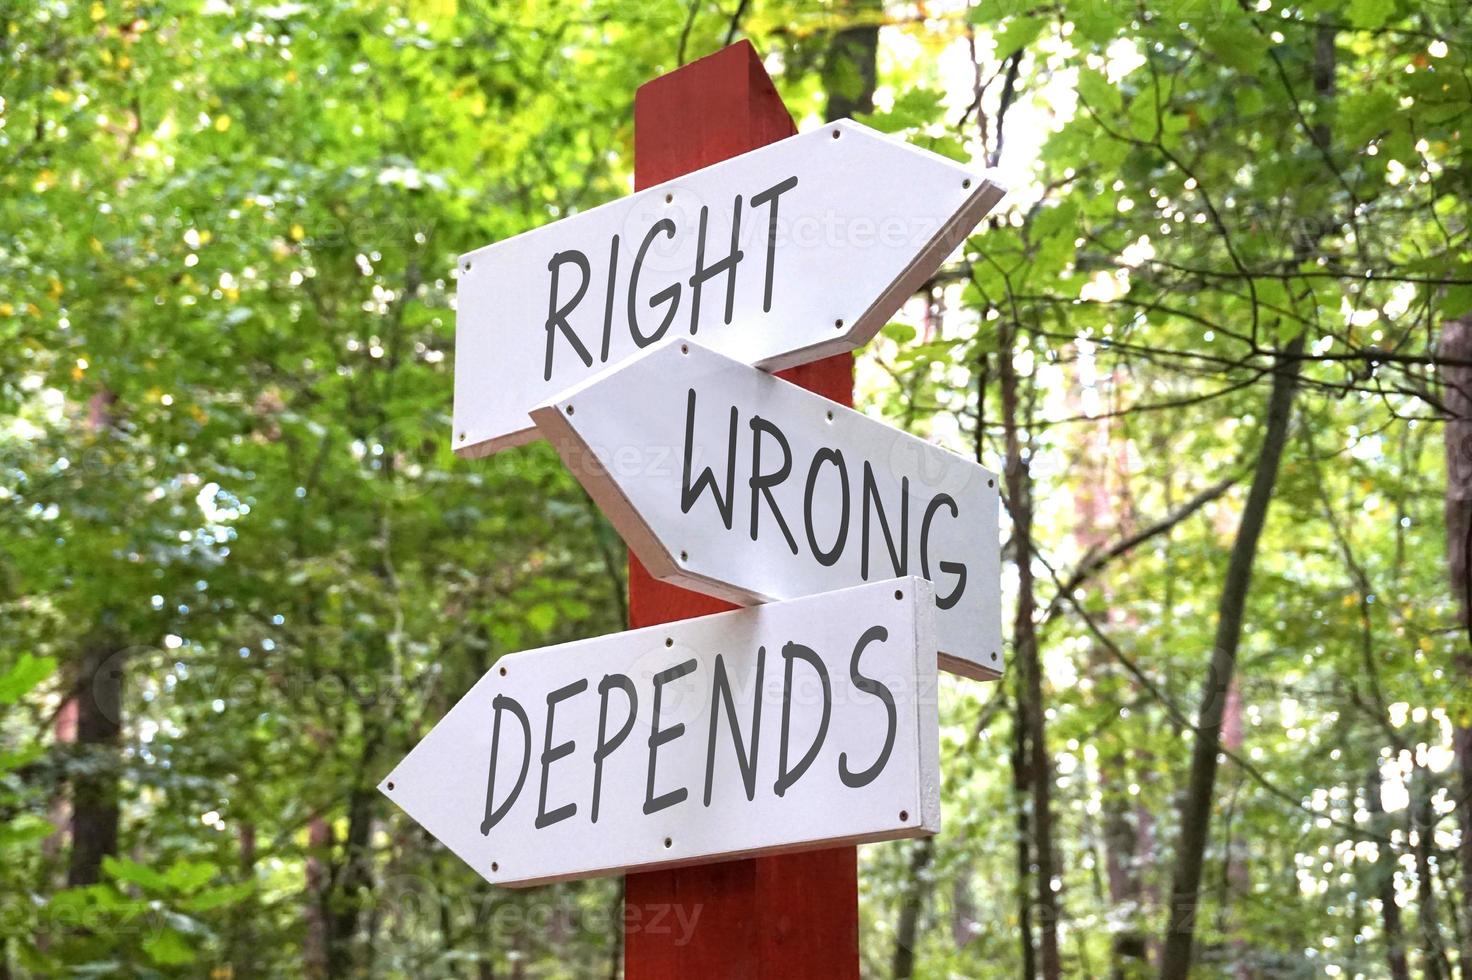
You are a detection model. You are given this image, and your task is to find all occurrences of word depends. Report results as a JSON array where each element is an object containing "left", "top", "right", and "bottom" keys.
[
  {"left": 479, "top": 622, "right": 898, "bottom": 834},
  {"left": 380, "top": 579, "right": 937, "bottom": 888}
]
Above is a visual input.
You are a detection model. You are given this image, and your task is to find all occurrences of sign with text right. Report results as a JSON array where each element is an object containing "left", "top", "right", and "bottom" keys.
[
  {"left": 454, "top": 119, "right": 1004, "bottom": 457},
  {"left": 533, "top": 341, "right": 1003, "bottom": 680}
]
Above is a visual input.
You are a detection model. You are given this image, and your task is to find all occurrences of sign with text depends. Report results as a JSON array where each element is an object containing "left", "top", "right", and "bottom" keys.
[
  {"left": 379, "top": 577, "right": 939, "bottom": 888},
  {"left": 454, "top": 119, "right": 1005, "bottom": 457},
  {"left": 531, "top": 341, "right": 1003, "bottom": 680}
]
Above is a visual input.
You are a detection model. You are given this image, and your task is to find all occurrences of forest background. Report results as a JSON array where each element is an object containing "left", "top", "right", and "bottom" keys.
[{"left": 2, "top": 0, "right": 1471, "bottom": 977}]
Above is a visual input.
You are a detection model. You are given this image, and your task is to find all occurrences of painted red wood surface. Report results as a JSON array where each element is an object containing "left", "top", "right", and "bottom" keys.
[{"left": 624, "top": 41, "right": 860, "bottom": 980}]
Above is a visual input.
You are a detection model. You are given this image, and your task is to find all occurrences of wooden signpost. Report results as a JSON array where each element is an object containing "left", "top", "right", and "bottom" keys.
[
  {"left": 532, "top": 340, "right": 1003, "bottom": 679},
  {"left": 378, "top": 578, "right": 939, "bottom": 888},
  {"left": 382, "top": 41, "right": 1006, "bottom": 978}
]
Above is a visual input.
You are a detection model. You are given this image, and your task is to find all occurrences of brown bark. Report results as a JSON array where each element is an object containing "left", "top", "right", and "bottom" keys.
[
  {"left": 1439, "top": 315, "right": 1472, "bottom": 974},
  {"left": 891, "top": 836, "right": 935, "bottom": 979},
  {"left": 305, "top": 815, "right": 333, "bottom": 979},
  {"left": 1220, "top": 681, "right": 1252, "bottom": 977},
  {"left": 65, "top": 640, "right": 123, "bottom": 887},
  {"left": 328, "top": 780, "right": 376, "bottom": 975},
  {"left": 821, "top": 0, "right": 880, "bottom": 123},
  {"left": 1158, "top": 333, "right": 1306, "bottom": 978},
  {"left": 1010, "top": 676, "right": 1039, "bottom": 980},
  {"left": 1000, "top": 313, "right": 1062, "bottom": 979},
  {"left": 66, "top": 391, "right": 126, "bottom": 890}
]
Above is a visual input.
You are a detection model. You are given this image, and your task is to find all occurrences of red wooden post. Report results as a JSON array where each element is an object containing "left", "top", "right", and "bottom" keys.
[{"left": 624, "top": 41, "right": 860, "bottom": 979}]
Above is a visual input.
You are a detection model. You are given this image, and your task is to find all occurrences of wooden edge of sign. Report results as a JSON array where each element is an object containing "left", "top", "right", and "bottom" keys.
[
  {"left": 531, "top": 377, "right": 772, "bottom": 608},
  {"left": 453, "top": 421, "right": 539, "bottom": 460},
  {"left": 529, "top": 399, "right": 681, "bottom": 577},
  {"left": 466, "top": 823, "right": 933, "bottom": 891},
  {"left": 909, "top": 577, "right": 943, "bottom": 834},
  {"left": 835, "top": 177, "right": 1007, "bottom": 363},
  {"left": 939, "top": 652, "right": 1002, "bottom": 683}
]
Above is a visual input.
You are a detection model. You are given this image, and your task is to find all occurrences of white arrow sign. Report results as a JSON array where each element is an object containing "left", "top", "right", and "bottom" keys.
[
  {"left": 380, "top": 577, "right": 939, "bottom": 888},
  {"left": 454, "top": 119, "right": 1004, "bottom": 457},
  {"left": 531, "top": 341, "right": 1002, "bottom": 680}
]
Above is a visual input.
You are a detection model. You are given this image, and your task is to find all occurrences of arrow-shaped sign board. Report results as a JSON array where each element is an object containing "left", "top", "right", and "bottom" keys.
[
  {"left": 380, "top": 577, "right": 939, "bottom": 889},
  {"left": 532, "top": 341, "right": 1002, "bottom": 680},
  {"left": 454, "top": 119, "right": 1004, "bottom": 457}
]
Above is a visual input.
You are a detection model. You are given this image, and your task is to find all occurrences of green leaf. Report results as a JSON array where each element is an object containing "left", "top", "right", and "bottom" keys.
[
  {"left": 882, "top": 322, "right": 918, "bottom": 345},
  {"left": 526, "top": 602, "right": 558, "bottom": 633},
  {"left": 143, "top": 930, "right": 198, "bottom": 966},
  {"left": 179, "top": 880, "right": 254, "bottom": 913},
  {"left": 1077, "top": 68, "right": 1122, "bottom": 116},
  {"left": 0, "top": 744, "right": 45, "bottom": 771},
  {"left": 967, "top": 0, "right": 1034, "bottom": 22},
  {"left": 1347, "top": 0, "right": 1394, "bottom": 29},
  {"left": 0, "top": 654, "right": 57, "bottom": 704},
  {"left": 164, "top": 859, "right": 219, "bottom": 894},
  {"left": 1201, "top": 24, "right": 1268, "bottom": 73},
  {"left": 995, "top": 16, "right": 1047, "bottom": 59},
  {"left": 1441, "top": 284, "right": 1472, "bottom": 320},
  {"left": 103, "top": 856, "right": 170, "bottom": 893},
  {"left": 0, "top": 815, "right": 56, "bottom": 848}
]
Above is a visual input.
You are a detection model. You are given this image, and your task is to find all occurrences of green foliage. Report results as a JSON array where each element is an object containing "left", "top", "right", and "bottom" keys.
[{"left": 0, "top": 0, "right": 1469, "bottom": 978}]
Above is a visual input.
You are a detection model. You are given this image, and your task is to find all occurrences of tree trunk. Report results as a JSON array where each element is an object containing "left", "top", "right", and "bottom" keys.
[
  {"left": 891, "top": 836, "right": 935, "bottom": 979},
  {"left": 305, "top": 815, "right": 333, "bottom": 980},
  {"left": 66, "top": 389, "right": 126, "bottom": 890},
  {"left": 65, "top": 640, "right": 123, "bottom": 887},
  {"left": 821, "top": 0, "right": 880, "bottom": 123},
  {"left": 1439, "top": 315, "right": 1472, "bottom": 974},
  {"left": 1158, "top": 333, "right": 1306, "bottom": 977},
  {"left": 1412, "top": 769, "right": 1452, "bottom": 980},
  {"left": 999, "top": 314, "right": 1062, "bottom": 979},
  {"left": 327, "top": 779, "right": 376, "bottom": 976},
  {"left": 1010, "top": 675, "right": 1038, "bottom": 980}
]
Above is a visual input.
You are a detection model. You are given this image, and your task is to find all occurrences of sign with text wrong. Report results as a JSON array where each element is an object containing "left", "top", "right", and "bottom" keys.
[
  {"left": 532, "top": 341, "right": 1003, "bottom": 679},
  {"left": 380, "top": 578, "right": 939, "bottom": 888},
  {"left": 454, "top": 119, "right": 1004, "bottom": 457}
]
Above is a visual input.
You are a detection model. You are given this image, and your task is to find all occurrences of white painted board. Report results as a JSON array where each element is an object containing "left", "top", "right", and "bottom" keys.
[
  {"left": 454, "top": 119, "right": 1005, "bottom": 457},
  {"left": 531, "top": 341, "right": 1003, "bottom": 680},
  {"left": 379, "top": 577, "right": 939, "bottom": 888}
]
